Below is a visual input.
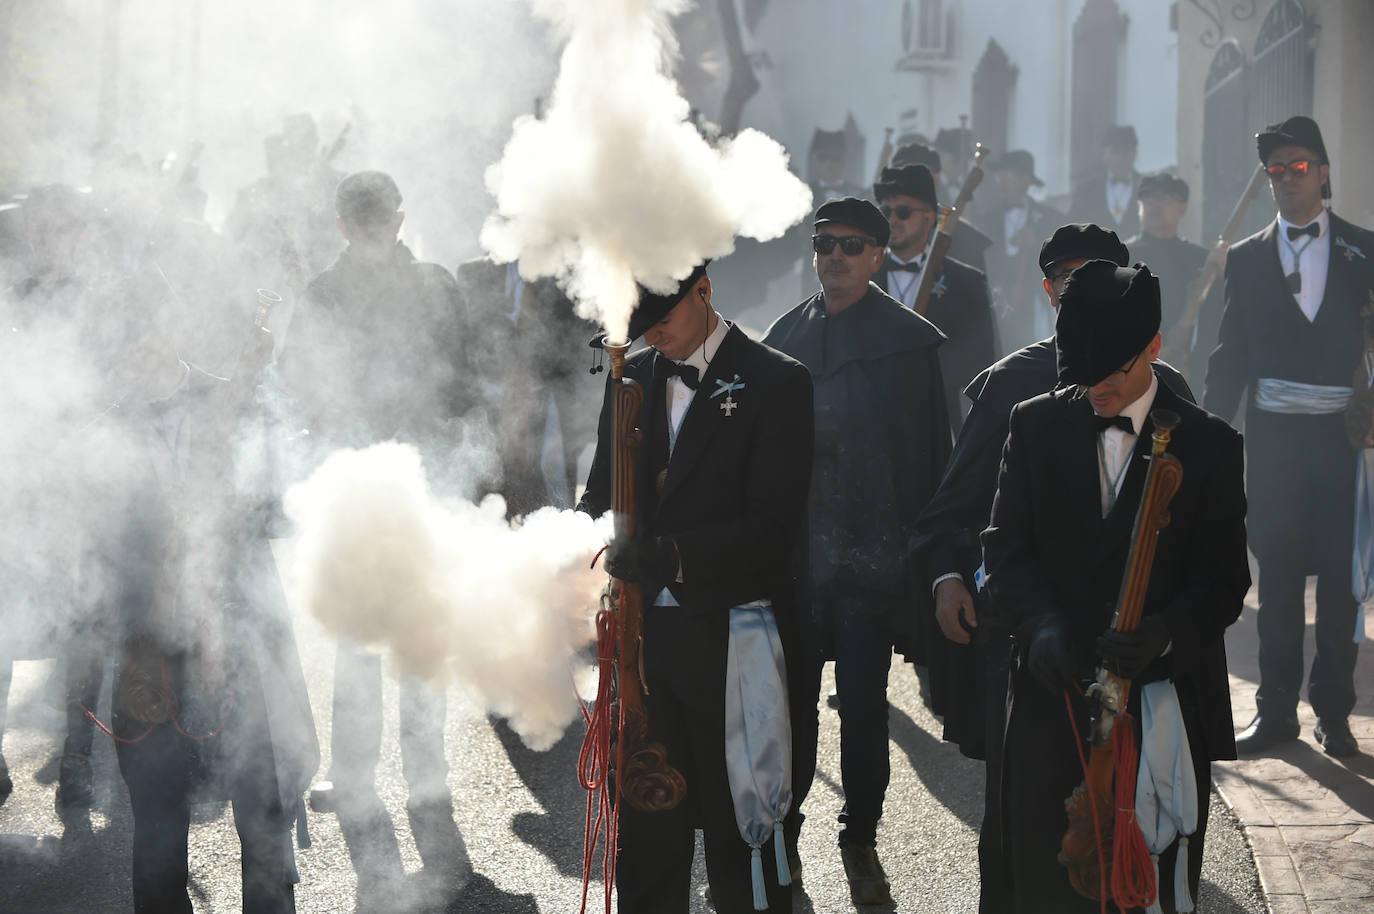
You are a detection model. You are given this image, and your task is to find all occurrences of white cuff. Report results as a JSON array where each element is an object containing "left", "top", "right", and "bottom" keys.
[{"left": 931, "top": 572, "right": 964, "bottom": 596}]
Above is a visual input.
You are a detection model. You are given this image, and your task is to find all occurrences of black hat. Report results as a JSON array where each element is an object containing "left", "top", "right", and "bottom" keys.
[
  {"left": 623, "top": 262, "right": 711, "bottom": 342},
  {"left": 1257, "top": 115, "right": 1329, "bottom": 165},
  {"left": 1136, "top": 171, "right": 1189, "bottom": 202},
  {"left": 1055, "top": 261, "right": 1161, "bottom": 387},
  {"left": 809, "top": 129, "right": 846, "bottom": 154},
  {"left": 933, "top": 127, "right": 971, "bottom": 157},
  {"left": 814, "top": 196, "right": 890, "bottom": 248},
  {"left": 336, "top": 170, "right": 402, "bottom": 226},
  {"left": 1102, "top": 124, "right": 1138, "bottom": 149},
  {"left": 1037, "top": 223, "right": 1130, "bottom": 277},
  {"left": 873, "top": 164, "right": 938, "bottom": 209},
  {"left": 891, "top": 142, "right": 942, "bottom": 173},
  {"left": 988, "top": 149, "right": 1043, "bottom": 186}
]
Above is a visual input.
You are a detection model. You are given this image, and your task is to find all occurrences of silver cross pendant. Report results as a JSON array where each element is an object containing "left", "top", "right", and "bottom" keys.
[{"left": 720, "top": 395, "right": 737, "bottom": 416}]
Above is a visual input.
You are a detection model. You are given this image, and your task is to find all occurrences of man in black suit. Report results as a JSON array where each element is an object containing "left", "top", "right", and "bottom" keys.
[
  {"left": 889, "top": 141, "right": 993, "bottom": 273},
  {"left": 983, "top": 260, "right": 1249, "bottom": 911},
  {"left": 579, "top": 263, "right": 814, "bottom": 914},
  {"left": 763, "top": 197, "right": 950, "bottom": 907},
  {"left": 1069, "top": 124, "right": 1142, "bottom": 241},
  {"left": 871, "top": 163, "right": 996, "bottom": 432},
  {"left": 983, "top": 150, "right": 1066, "bottom": 352},
  {"left": 1206, "top": 116, "right": 1374, "bottom": 758}
]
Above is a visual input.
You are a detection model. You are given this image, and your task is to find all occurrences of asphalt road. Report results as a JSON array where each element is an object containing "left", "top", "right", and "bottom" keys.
[{"left": 0, "top": 558, "right": 1266, "bottom": 913}]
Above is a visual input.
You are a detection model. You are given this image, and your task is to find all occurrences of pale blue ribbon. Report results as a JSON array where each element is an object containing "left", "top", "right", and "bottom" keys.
[
  {"left": 1136, "top": 680, "right": 1199, "bottom": 914},
  {"left": 1337, "top": 236, "right": 1367, "bottom": 260},
  {"left": 711, "top": 374, "right": 746, "bottom": 400}
]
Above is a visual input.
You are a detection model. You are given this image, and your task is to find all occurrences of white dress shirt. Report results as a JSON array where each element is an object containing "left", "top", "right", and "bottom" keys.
[
  {"left": 1097, "top": 373, "right": 1158, "bottom": 517},
  {"left": 1004, "top": 204, "right": 1028, "bottom": 256},
  {"left": 1276, "top": 209, "right": 1330, "bottom": 322},
  {"left": 885, "top": 250, "right": 926, "bottom": 309},
  {"left": 1106, "top": 175, "right": 1134, "bottom": 224}
]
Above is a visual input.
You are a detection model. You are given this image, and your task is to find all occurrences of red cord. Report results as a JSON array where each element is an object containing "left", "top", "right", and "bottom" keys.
[
  {"left": 1110, "top": 712, "right": 1157, "bottom": 910},
  {"left": 1065, "top": 691, "right": 1109, "bottom": 914},
  {"left": 73, "top": 701, "right": 155, "bottom": 744},
  {"left": 578, "top": 599, "right": 621, "bottom": 914},
  {"left": 74, "top": 656, "right": 235, "bottom": 745}
]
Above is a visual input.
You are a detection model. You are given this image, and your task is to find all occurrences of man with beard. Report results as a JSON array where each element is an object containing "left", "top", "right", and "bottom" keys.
[
  {"left": 1206, "top": 116, "right": 1374, "bottom": 758},
  {"left": 764, "top": 197, "right": 950, "bottom": 907},
  {"left": 888, "top": 141, "right": 993, "bottom": 273},
  {"left": 579, "top": 262, "right": 813, "bottom": 914},
  {"left": 983, "top": 260, "right": 1248, "bottom": 911}
]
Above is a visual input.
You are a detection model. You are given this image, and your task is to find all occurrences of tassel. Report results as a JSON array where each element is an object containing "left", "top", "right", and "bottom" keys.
[
  {"left": 296, "top": 797, "right": 312, "bottom": 849},
  {"left": 1146, "top": 855, "right": 1163, "bottom": 914},
  {"left": 774, "top": 821, "right": 792, "bottom": 887},
  {"left": 1175, "top": 836, "right": 1194, "bottom": 913},
  {"left": 751, "top": 847, "right": 768, "bottom": 911}
]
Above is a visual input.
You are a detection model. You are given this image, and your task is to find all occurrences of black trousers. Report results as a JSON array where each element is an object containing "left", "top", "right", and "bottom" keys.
[
  {"left": 615, "top": 605, "right": 791, "bottom": 914},
  {"left": 977, "top": 623, "right": 1012, "bottom": 914},
  {"left": 1001, "top": 666, "right": 1209, "bottom": 914}
]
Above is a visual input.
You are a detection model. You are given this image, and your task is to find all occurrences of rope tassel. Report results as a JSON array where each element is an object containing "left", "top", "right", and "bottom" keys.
[
  {"left": 1175, "top": 836, "right": 1194, "bottom": 912},
  {"left": 773, "top": 821, "right": 791, "bottom": 887},
  {"left": 751, "top": 847, "right": 767, "bottom": 911}
]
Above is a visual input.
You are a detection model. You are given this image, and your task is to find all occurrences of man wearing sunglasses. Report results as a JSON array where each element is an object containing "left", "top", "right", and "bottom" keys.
[
  {"left": 872, "top": 162, "right": 996, "bottom": 433},
  {"left": 764, "top": 196, "right": 951, "bottom": 907},
  {"left": 1206, "top": 116, "right": 1374, "bottom": 759},
  {"left": 983, "top": 261, "right": 1248, "bottom": 911},
  {"left": 889, "top": 141, "right": 993, "bottom": 273}
]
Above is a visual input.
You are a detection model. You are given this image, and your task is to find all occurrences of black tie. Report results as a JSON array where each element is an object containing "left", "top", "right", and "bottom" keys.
[
  {"left": 660, "top": 359, "right": 700, "bottom": 390},
  {"left": 1287, "top": 222, "right": 1320, "bottom": 241},
  {"left": 1094, "top": 414, "right": 1135, "bottom": 435},
  {"left": 886, "top": 256, "right": 923, "bottom": 273}
]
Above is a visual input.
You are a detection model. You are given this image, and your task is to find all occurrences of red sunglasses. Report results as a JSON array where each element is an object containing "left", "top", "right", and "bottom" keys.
[{"left": 1265, "top": 159, "right": 1317, "bottom": 179}]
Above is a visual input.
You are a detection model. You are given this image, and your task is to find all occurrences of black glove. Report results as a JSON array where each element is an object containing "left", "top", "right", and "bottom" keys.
[
  {"left": 604, "top": 535, "right": 679, "bottom": 587},
  {"left": 1026, "top": 615, "right": 1084, "bottom": 693},
  {"left": 1096, "top": 614, "right": 1171, "bottom": 680}
]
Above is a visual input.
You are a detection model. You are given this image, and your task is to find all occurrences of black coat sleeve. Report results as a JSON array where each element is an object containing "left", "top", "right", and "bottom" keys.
[{"left": 1203, "top": 252, "right": 1250, "bottom": 423}]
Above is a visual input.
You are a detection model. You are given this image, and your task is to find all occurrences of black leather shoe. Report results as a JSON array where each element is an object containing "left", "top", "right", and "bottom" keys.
[
  {"left": 840, "top": 843, "right": 892, "bottom": 906},
  {"left": 1315, "top": 718, "right": 1360, "bottom": 757},
  {"left": 1234, "top": 713, "right": 1299, "bottom": 755},
  {"left": 55, "top": 754, "right": 93, "bottom": 811}
]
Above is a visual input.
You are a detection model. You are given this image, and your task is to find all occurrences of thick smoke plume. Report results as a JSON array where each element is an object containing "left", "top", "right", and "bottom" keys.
[
  {"left": 283, "top": 442, "right": 610, "bottom": 751},
  {"left": 480, "top": 0, "right": 811, "bottom": 340}
]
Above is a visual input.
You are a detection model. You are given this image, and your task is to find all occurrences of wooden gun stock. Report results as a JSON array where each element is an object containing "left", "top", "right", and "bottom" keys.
[{"left": 913, "top": 143, "right": 989, "bottom": 316}]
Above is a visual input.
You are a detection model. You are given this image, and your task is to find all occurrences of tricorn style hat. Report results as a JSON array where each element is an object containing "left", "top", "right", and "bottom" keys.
[
  {"left": 1102, "top": 124, "right": 1138, "bottom": 149},
  {"left": 624, "top": 262, "right": 711, "bottom": 342},
  {"left": 1136, "top": 171, "right": 1189, "bottom": 202},
  {"left": 336, "top": 170, "right": 402, "bottom": 226},
  {"left": 1038, "top": 223, "right": 1130, "bottom": 277},
  {"left": 891, "top": 142, "right": 942, "bottom": 173},
  {"left": 814, "top": 196, "right": 890, "bottom": 248},
  {"left": 988, "top": 149, "right": 1044, "bottom": 186},
  {"left": 873, "top": 164, "right": 938, "bottom": 209},
  {"left": 1055, "top": 261, "right": 1161, "bottom": 387},
  {"left": 1257, "top": 115, "right": 1330, "bottom": 198}
]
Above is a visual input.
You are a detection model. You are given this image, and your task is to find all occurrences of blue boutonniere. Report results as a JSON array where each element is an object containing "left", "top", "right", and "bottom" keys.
[
  {"left": 1337, "top": 236, "right": 1366, "bottom": 262},
  {"left": 711, "top": 373, "right": 746, "bottom": 417}
]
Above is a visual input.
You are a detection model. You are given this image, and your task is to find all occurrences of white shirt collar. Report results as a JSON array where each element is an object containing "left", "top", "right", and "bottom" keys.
[
  {"left": 676, "top": 312, "right": 729, "bottom": 376},
  {"left": 1110, "top": 371, "right": 1159, "bottom": 436},
  {"left": 1276, "top": 207, "right": 1329, "bottom": 240},
  {"left": 888, "top": 248, "right": 926, "bottom": 267}
]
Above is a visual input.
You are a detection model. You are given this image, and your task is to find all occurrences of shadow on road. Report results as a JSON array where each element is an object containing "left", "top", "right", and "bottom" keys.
[
  {"left": 490, "top": 714, "right": 588, "bottom": 877},
  {"left": 886, "top": 703, "right": 982, "bottom": 830}
]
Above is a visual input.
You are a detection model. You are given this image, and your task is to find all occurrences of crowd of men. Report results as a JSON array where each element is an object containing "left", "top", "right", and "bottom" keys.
[{"left": 0, "top": 106, "right": 1370, "bottom": 914}]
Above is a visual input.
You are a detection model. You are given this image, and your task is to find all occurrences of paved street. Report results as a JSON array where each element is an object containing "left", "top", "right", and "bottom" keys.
[{"left": 1, "top": 545, "right": 1266, "bottom": 913}]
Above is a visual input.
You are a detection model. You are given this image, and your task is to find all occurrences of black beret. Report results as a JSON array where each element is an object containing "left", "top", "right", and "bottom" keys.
[
  {"left": 1257, "top": 115, "right": 1329, "bottom": 165},
  {"left": 1137, "top": 171, "right": 1189, "bottom": 202},
  {"left": 1055, "top": 261, "right": 1161, "bottom": 387},
  {"left": 1102, "top": 124, "right": 1138, "bottom": 149},
  {"left": 336, "top": 170, "right": 401, "bottom": 226},
  {"left": 891, "top": 142, "right": 942, "bottom": 173},
  {"left": 814, "top": 196, "right": 890, "bottom": 248},
  {"left": 873, "top": 164, "right": 938, "bottom": 209},
  {"left": 987, "top": 149, "right": 1043, "bottom": 186},
  {"left": 623, "top": 262, "right": 710, "bottom": 342},
  {"left": 1038, "top": 223, "right": 1130, "bottom": 277}
]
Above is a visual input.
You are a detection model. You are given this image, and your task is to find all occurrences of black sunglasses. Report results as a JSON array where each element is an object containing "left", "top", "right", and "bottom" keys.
[
  {"left": 879, "top": 204, "right": 932, "bottom": 221},
  {"left": 812, "top": 234, "right": 878, "bottom": 256}
]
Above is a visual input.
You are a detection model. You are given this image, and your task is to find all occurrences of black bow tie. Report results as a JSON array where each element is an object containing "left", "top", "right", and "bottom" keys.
[
  {"left": 1287, "top": 222, "right": 1320, "bottom": 241},
  {"left": 1093, "top": 414, "right": 1136, "bottom": 435},
  {"left": 886, "top": 256, "right": 924, "bottom": 273},
  {"left": 659, "top": 359, "right": 700, "bottom": 390}
]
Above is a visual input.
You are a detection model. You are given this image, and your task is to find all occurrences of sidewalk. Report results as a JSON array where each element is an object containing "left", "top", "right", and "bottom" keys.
[{"left": 1215, "top": 588, "right": 1374, "bottom": 914}]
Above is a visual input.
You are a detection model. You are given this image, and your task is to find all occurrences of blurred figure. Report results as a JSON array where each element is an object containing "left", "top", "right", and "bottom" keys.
[
  {"left": 1069, "top": 124, "right": 1141, "bottom": 240},
  {"left": 800, "top": 128, "right": 868, "bottom": 297},
  {"left": 981, "top": 150, "right": 1064, "bottom": 351},
  {"left": 932, "top": 126, "right": 973, "bottom": 204},
  {"left": 281, "top": 172, "right": 475, "bottom": 876}
]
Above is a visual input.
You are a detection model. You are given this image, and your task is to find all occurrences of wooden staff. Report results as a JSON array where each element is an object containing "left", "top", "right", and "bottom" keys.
[
  {"left": 604, "top": 341, "right": 686, "bottom": 813},
  {"left": 1162, "top": 165, "right": 1268, "bottom": 372},
  {"left": 912, "top": 143, "right": 989, "bottom": 316},
  {"left": 1059, "top": 409, "right": 1183, "bottom": 901}
]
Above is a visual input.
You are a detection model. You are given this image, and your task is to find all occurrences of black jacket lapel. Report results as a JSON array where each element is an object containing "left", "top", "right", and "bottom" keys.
[
  {"left": 656, "top": 325, "right": 744, "bottom": 508},
  {"left": 1063, "top": 396, "right": 1106, "bottom": 546},
  {"left": 1092, "top": 379, "right": 1184, "bottom": 567},
  {"left": 1325, "top": 215, "right": 1368, "bottom": 319}
]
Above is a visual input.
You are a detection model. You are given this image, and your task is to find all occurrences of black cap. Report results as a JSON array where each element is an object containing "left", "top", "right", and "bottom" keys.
[
  {"left": 1038, "top": 223, "right": 1130, "bottom": 277},
  {"left": 1055, "top": 261, "right": 1161, "bottom": 387},
  {"left": 810, "top": 129, "right": 846, "bottom": 154},
  {"left": 1137, "top": 171, "right": 1189, "bottom": 202},
  {"left": 873, "top": 164, "right": 938, "bottom": 209},
  {"left": 814, "top": 196, "right": 890, "bottom": 248},
  {"left": 1102, "top": 124, "right": 1138, "bottom": 149},
  {"left": 336, "top": 171, "right": 402, "bottom": 226},
  {"left": 933, "top": 127, "right": 971, "bottom": 156},
  {"left": 1257, "top": 115, "right": 1329, "bottom": 165},
  {"left": 891, "top": 142, "right": 942, "bottom": 173},
  {"left": 623, "top": 262, "right": 710, "bottom": 342},
  {"left": 988, "top": 149, "right": 1043, "bottom": 186}
]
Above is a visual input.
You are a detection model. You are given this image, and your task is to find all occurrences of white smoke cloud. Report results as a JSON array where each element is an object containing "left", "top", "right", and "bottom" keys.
[
  {"left": 479, "top": 0, "right": 812, "bottom": 341},
  {"left": 283, "top": 442, "right": 610, "bottom": 751}
]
